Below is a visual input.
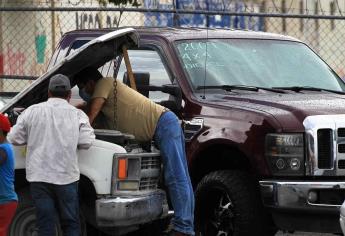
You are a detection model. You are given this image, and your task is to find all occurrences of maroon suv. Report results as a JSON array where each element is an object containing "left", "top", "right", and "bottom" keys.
[{"left": 18, "top": 27, "right": 345, "bottom": 235}]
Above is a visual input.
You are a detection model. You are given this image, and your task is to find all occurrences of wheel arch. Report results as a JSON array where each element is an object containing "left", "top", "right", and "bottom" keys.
[
  {"left": 79, "top": 174, "right": 97, "bottom": 205},
  {"left": 190, "top": 144, "right": 252, "bottom": 188}
]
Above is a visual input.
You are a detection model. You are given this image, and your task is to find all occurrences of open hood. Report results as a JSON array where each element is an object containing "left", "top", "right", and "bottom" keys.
[{"left": 1, "top": 28, "right": 139, "bottom": 113}]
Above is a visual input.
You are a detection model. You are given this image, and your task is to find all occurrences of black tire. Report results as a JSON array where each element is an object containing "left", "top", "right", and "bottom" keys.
[
  {"left": 8, "top": 188, "right": 87, "bottom": 236},
  {"left": 195, "top": 170, "right": 276, "bottom": 236},
  {"left": 9, "top": 206, "right": 62, "bottom": 236}
]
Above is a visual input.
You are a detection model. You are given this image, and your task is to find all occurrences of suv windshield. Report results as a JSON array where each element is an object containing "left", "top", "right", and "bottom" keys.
[{"left": 176, "top": 39, "right": 345, "bottom": 92}]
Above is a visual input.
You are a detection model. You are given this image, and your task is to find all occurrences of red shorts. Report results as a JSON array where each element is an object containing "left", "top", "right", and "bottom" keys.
[{"left": 0, "top": 201, "right": 18, "bottom": 236}]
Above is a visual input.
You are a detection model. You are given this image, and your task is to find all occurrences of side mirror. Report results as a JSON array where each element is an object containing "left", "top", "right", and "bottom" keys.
[
  {"left": 158, "top": 84, "right": 182, "bottom": 113},
  {"left": 123, "top": 72, "right": 150, "bottom": 97},
  {"left": 124, "top": 82, "right": 183, "bottom": 112}
]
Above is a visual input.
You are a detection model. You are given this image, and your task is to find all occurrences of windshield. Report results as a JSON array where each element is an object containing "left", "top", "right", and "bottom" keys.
[{"left": 176, "top": 39, "right": 345, "bottom": 92}]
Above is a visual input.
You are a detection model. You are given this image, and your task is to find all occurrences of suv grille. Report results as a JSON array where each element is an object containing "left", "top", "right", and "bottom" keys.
[
  {"left": 317, "top": 129, "right": 333, "bottom": 169},
  {"left": 339, "top": 144, "right": 345, "bottom": 153},
  {"left": 304, "top": 115, "right": 345, "bottom": 176},
  {"left": 338, "top": 128, "right": 345, "bottom": 137},
  {"left": 139, "top": 156, "right": 161, "bottom": 190},
  {"left": 338, "top": 160, "right": 345, "bottom": 169}
]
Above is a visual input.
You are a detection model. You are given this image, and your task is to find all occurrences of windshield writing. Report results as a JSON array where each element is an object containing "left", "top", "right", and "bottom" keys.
[{"left": 176, "top": 39, "right": 345, "bottom": 92}]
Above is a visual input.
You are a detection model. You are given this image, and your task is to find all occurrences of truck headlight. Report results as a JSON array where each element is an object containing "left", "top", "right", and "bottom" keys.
[
  {"left": 112, "top": 156, "right": 141, "bottom": 192},
  {"left": 112, "top": 153, "right": 161, "bottom": 194},
  {"left": 265, "top": 133, "right": 304, "bottom": 176}
]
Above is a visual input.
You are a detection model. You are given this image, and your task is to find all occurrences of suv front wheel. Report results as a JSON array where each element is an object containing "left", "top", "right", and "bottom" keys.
[{"left": 195, "top": 170, "right": 276, "bottom": 236}]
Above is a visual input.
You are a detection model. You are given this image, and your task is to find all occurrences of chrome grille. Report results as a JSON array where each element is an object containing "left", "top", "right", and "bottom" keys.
[
  {"left": 139, "top": 156, "right": 161, "bottom": 190},
  {"left": 303, "top": 115, "right": 345, "bottom": 176}
]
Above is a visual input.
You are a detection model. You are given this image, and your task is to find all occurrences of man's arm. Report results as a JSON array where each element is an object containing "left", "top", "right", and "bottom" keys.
[
  {"left": 87, "top": 97, "right": 106, "bottom": 125},
  {"left": 7, "top": 111, "right": 28, "bottom": 146},
  {"left": 78, "top": 111, "right": 96, "bottom": 150},
  {"left": 0, "top": 148, "right": 7, "bottom": 165}
]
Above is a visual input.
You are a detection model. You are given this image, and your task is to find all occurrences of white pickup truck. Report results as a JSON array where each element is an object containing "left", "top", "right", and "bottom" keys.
[{"left": 1, "top": 28, "right": 170, "bottom": 236}]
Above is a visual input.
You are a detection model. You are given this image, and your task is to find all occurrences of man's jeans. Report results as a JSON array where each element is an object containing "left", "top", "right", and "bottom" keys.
[
  {"left": 30, "top": 182, "right": 80, "bottom": 236},
  {"left": 154, "top": 111, "right": 195, "bottom": 235}
]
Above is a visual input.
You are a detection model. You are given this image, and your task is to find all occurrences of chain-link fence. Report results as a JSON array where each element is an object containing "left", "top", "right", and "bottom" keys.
[{"left": 1, "top": 0, "right": 345, "bottom": 94}]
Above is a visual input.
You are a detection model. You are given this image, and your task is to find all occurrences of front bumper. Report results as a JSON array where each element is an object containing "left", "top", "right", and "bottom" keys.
[
  {"left": 96, "top": 189, "right": 169, "bottom": 227},
  {"left": 260, "top": 180, "right": 345, "bottom": 233}
]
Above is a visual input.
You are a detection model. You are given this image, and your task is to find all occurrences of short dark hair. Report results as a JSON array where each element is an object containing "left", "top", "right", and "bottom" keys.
[{"left": 74, "top": 67, "right": 103, "bottom": 85}]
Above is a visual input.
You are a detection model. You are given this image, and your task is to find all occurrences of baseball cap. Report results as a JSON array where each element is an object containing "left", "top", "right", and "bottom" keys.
[
  {"left": 0, "top": 113, "right": 11, "bottom": 133},
  {"left": 48, "top": 74, "right": 71, "bottom": 92}
]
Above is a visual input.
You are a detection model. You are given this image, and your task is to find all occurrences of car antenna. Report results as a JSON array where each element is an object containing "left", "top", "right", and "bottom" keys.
[{"left": 202, "top": 27, "right": 209, "bottom": 100}]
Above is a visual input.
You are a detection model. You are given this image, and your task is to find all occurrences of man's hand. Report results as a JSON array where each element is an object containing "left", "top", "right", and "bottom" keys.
[{"left": 74, "top": 101, "right": 88, "bottom": 112}]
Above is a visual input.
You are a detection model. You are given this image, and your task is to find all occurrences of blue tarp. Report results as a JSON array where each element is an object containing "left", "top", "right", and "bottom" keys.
[{"left": 144, "top": 0, "right": 264, "bottom": 31}]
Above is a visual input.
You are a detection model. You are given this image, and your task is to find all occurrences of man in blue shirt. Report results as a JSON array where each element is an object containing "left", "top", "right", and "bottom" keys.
[{"left": 0, "top": 113, "right": 17, "bottom": 236}]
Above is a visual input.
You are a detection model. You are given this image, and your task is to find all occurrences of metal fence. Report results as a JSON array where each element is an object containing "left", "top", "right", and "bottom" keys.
[{"left": 1, "top": 1, "right": 345, "bottom": 93}]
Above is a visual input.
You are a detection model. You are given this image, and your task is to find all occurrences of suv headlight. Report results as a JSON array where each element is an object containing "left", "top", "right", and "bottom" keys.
[{"left": 265, "top": 133, "right": 304, "bottom": 176}]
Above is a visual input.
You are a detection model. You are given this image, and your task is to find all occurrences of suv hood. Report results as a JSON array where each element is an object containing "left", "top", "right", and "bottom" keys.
[
  {"left": 202, "top": 92, "right": 345, "bottom": 131},
  {"left": 1, "top": 28, "right": 139, "bottom": 113}
]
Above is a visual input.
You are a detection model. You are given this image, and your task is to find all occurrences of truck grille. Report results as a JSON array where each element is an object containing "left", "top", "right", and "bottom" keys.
[
  {"left": 139, "top": 177, "right": 159, "bottom": 190},
  {"left": 339, "top": 144, "right": 345, "bottom": 153},
  {"left": 338, "top": 128, "right": 345, "bottom": 137},
  {"left": 139, "top": 156, "right": 161, "bottom": 190},
  {"left": 338, "top": 160, "right": 345, "bottom": 169},
  {"left": 303, "top": 115, "right": 345, "bottom": 176},
  {"left": 317, "top": 129, "right": 332, "bottom": 169},
  {"left": 141, "top": 156, "right": 160, "bottom": 169}
]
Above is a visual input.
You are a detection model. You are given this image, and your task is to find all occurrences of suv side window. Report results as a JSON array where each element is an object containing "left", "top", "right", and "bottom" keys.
[{"left": 117, "top": 49, "right": 171, "bottom": 102}]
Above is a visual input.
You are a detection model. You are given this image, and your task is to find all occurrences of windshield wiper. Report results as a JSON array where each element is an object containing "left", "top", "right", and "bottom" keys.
[
  {"left": 272, "top": 86, "right": 345, "bottom": 95},
  {"left": 197, "top": 85, "right": 258, "bottom": 91},
  {"left": 196, "top": 85, "right": 286, "bottom": 93}
]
